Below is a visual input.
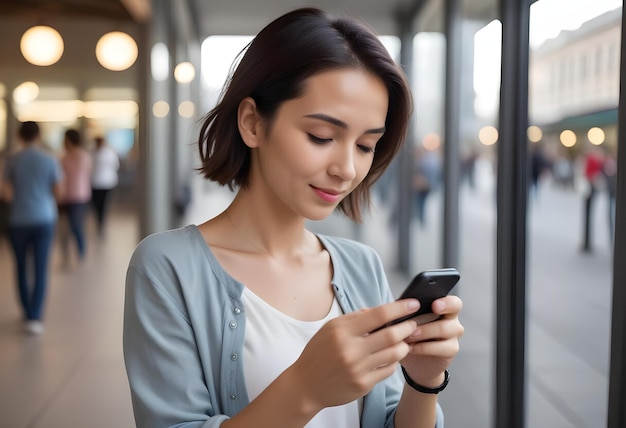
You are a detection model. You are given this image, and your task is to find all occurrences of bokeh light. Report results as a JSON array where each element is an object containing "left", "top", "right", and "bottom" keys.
[
  {"left": 178, "top": 101, "right": 195, "bottom": 118},
  {"left": 587, "top": 127, "right": 605, "bottom": 145},
  {"left": 96, "top": 32, "right": 138, "bottom": 71},
  {"left": 152, "top": 100, "right": 170, "bottom": 118},
  {"left": 422, "top": 132, "right": 441, "bottom": 151},
  {"left": 151, "top": 43, "right": 169, "bottom": 81},
  {"left": 174, "top": 62, "right": 195, "bottom": 83},
  {"left": 20, "top": 26, "right": 64, "bottom": 66},
  {"left": 527, "top": 125, "right": 543, "bottom": 143},
  {"left": 13, "top": 81, "right": 40, "bottom": 104},
  {"left": 478, "top": 125, "right": 499, "bottom": 146},
  {"left": 559, "top": 129, "right": 577, "bottom": 148}
]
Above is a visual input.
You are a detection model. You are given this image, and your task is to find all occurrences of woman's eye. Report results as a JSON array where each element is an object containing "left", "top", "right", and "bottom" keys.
[
  {"left": 357, "top": 145, "right": 375, "bottom": 154},
  {"left": 307, "top": 133, "right": 332, "bottom": 144}
]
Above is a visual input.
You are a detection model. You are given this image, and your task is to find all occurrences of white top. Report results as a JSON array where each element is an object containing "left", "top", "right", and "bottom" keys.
[
  {"left": 242, "top": 287, "right": 361, "bottom": 428},
  {"left": 91, "top": 145, "right": 119, "bottom": 189}
]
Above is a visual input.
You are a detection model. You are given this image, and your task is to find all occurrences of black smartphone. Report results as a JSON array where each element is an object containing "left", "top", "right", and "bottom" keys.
[{"left": 388, "top": 268, "right": 460, "bottom": 327}]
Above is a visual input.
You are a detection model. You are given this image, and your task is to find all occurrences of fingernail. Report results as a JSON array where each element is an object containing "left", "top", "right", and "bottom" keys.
[{"left": 407, "top": 299, "right": 419, "bottom": 310}]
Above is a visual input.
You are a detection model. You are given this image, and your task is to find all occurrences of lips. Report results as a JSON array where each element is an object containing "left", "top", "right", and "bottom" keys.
[{"left": 311, "top": 185, "right": 345, "bottom": 203}]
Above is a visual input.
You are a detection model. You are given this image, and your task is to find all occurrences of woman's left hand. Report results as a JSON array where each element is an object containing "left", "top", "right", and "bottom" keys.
[{"left": 400, "top": 295, "right": 464, "bottom": 388}]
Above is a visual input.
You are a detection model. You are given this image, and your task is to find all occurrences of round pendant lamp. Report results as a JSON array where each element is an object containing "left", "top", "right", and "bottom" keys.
[
  {"left": 20, "top": 26, "right": 64, "bottom": 66},
  {"left": 96, "top": 31, "right": 138, "bottom": 71}
]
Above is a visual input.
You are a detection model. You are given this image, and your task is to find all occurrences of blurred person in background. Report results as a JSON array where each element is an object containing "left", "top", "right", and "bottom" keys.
[
  {"left": 58, "top": 129, "right": 92, "bottom": 265},
  {"left": 602, "top": 145, "right": 617, "bottom": 243},
  {"left": 581, "top": 145, "right": 605, "bottom": 252},
  {"left": 1, "top": 121, "right": 63, "bottom": 335},
  {"left": 460, "top": 147, "right": 478, "bottom": 191},
  {"left": 529, "top": 141, "right": 552, "bottom": 200},
  {"left": 551, "top": 151, "right": 576, "bottom": 189},
  {"left": 412, "top": 145, "right": 441, "bottom": 226},
  {"left": 0, "top": 148, "right": 11, "bottom": 243},
  {"left": 90, "top": 136, "right": 119, "bottom": 239}
]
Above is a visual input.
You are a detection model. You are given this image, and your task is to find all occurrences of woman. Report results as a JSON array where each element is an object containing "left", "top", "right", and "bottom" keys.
[
  {"left": 123, "top": 8, "right": 463, "bottom": 428},
  {"left": 59, "top": 129, "right": 92, "bottom": 262}
]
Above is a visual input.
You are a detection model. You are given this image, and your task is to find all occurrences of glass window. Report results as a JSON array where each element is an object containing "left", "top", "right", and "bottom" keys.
[
  {"left": 438, "top": 1, "right": 499, "bottom": 427},
  {"left": 528, "top": 1, "right": 620, "bottom": 426}
]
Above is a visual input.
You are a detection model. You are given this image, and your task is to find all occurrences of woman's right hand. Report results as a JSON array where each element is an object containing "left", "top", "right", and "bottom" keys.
[{"left": 288, "top": 299, "right": 421, "bottom": 413}]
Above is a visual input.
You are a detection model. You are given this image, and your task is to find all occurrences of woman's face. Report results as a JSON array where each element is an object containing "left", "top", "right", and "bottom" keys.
[{"left": 249, "top": 68, "right": 388, "bottom": 220}]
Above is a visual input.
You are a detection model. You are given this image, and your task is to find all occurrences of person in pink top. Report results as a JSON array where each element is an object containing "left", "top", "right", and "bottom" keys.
[{"left": 59, "top": 129, "right": 92, "bottom": 262}]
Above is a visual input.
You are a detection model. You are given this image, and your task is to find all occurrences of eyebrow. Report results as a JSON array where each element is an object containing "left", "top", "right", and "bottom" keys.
[{"left": 303, "top": 113, "right": 385, "bottom": 134}]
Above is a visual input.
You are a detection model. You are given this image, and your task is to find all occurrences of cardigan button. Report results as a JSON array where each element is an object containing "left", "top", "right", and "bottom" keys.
[{"left": 229, "top": 320, "right": 237, "bottom": 328}]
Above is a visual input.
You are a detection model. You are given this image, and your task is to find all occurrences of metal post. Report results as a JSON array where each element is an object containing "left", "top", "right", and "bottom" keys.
[
  {"left": 396, "top": 14, "right": 416, "bottom": 275},
  {"left": 167, "top": 17, "right": 179, "bottom": 229},
  {"left": 137, "top": 20, "right": 151, "bottom": 239},
  {"left": 607, "top": 6, "right": 626, "bottom": 427},
  {"left": 392, "top": 0, "right": 429, "bottom": 274},
  {"left": 141, "top": 0, "right": 174, "bottom": 235},
  {"left": 495, "top": 0, "right": 531, "bottom": 427},
  {"left": 442, "top": 0, "right": 461, "bottom": 269}
]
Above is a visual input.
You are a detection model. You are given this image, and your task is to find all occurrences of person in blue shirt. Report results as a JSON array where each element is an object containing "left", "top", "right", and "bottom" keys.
[
  {"left": 1, "top": 121, "right": 63, "bottom": 335},
  {"left": 123, "top": 8, "right": 464, "bottom": 428}
]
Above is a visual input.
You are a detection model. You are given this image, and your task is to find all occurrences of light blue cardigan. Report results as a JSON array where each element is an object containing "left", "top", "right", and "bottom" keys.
[{"left": 123, "top": 225, "right": 444, "bottom": 427}]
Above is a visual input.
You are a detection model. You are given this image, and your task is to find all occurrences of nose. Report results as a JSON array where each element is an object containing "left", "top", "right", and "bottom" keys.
[{"left": 328, "top": 144, "right": 357, "bottom": 181}]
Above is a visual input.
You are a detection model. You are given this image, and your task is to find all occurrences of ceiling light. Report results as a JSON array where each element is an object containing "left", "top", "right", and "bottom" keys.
[
  {"left": 14, "top": 100, "right": 84, "bottom": 123},
  {"left": 174, "top": 62, "right": 195, "bottom": 83},
  {"left": 96, "top": 31, "right": 138, "bottom": 71},
  {"left": 20, "top": 26, "right": 64, "bottom": 66},
  {"left": 13, "top": 81, "right": 40, "bottom": 104}
]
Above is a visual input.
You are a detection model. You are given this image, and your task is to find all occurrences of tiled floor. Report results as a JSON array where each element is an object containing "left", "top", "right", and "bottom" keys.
[{"left": 0, "top": 207, "right": 138, "bottom": 428}]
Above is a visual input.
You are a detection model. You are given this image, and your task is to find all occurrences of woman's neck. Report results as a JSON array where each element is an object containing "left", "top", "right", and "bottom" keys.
[{"left": 224, "top": 190, "right": 314, "bottom": 259}]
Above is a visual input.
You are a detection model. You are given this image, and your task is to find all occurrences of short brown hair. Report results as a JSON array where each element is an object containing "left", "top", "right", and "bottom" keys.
[{"left": 198, "top": 7, "right": 412, "bottom": 222}]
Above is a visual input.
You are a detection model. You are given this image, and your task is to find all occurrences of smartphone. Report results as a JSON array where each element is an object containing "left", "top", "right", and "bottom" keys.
[{"left": 388, "top": 268, "right": 460, "bottom": 327}]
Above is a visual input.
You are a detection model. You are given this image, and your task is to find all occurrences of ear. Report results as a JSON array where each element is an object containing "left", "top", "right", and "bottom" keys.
[{"left": 237, "top": 97, "right": 263, "bottom": 148}]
